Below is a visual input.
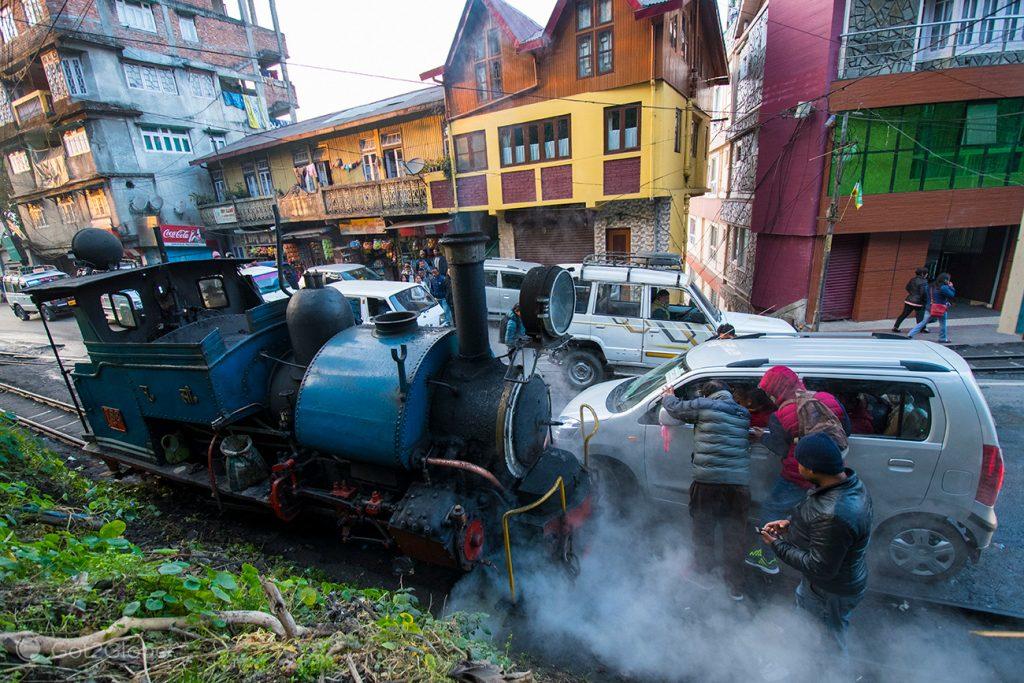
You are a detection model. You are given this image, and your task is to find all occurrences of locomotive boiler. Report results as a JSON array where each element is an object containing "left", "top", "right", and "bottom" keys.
[{"left": 28, "top": 228, "right": 591, "bottom": 580}]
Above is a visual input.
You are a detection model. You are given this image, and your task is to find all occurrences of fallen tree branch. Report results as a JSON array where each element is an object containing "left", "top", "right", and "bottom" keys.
[{"left": 0, "top": 575, "right": 308, "bottom": 660}]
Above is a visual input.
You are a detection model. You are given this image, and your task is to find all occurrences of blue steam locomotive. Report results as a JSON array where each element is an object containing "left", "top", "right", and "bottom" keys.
[{"left": 28, "top": 228, "right": 591, "bottom": 583}]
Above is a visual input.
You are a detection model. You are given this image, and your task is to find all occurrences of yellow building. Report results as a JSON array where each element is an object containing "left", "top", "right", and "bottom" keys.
[
  {"left": 421, "top": 0, "right": 727, "bottom": 263},
  {"left": 191, "top": 87, "right": 449, "bottom": 274}
]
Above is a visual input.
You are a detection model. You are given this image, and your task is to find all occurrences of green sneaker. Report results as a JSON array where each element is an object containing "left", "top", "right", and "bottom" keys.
[{"left": 745, "top": 548, "right": 780, "bottom": 575}]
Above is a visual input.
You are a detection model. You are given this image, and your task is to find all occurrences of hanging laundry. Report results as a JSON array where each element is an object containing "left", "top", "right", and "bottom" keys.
[
  {"left": 243, "top": 94, "right": 268, "bottom": 129},
  {"left": 222, "top": 90, "right": 245, "bottom": 110}
]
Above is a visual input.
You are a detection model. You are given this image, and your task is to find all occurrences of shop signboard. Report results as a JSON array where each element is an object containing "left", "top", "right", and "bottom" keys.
[
  {"left": 160, "top": 225, "right": 206, "bottom": 246},
  {"left": 212, "top": 205, "right": 238, "bottom": 224}
]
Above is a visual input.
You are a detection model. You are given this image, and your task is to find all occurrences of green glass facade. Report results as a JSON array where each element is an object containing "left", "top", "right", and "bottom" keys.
[{"left": 835, "top": 98, "right": 1024, "bottom": 196}]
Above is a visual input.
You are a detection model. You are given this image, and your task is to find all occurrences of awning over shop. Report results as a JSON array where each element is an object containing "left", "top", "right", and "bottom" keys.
[
  {"left": 386, "top": 219, "right": 451, "bottom": 237},
  {"left": 283, "top": 227, "right": 333, "bottom": 241},
  {"left": 338, "top": 217, "right": 387, "bottom": 235}
]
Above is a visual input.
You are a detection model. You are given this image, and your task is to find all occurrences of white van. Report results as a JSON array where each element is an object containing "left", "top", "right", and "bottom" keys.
[
  {"left": 555, "top": 256, "right": 796, "bottom": 389},
  {"left": 3, "top": 267, "right": 73, "bottom": 321},
  {"left": 483, "top": 258, "right": 541, "bottom": 319},
  {"left": 556, "top": 336, "right": 1004, "bottom": 582},
  {"left": 300, "top": 263, "right": 384, "bottom": 286},
  {"left": 327, "top": 280, "right": 445, "bottom": 327}
]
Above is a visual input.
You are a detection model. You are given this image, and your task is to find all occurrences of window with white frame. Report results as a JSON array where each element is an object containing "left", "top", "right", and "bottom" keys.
[
  {"left": 731, "top": 226, "right": 748, "bottom": 269},
  {"left": 292, "top": 147, "right": 310, "bottom": 167},
  {"left": 210, "top": 135, "right": 226, "bottom": 151},
  {"left": 124, "top": 63, "right": 177, "bottom": 94},
  {"left": 360, "top": 138, "right": 379, "bottom": 182},
  {"left": 242, "top": 158, "right": 273, "bottom": 197},
  {"left": 23, "top": 0, "right": 44, "bottom": 26},
  {"left": 708, "top": 155, "right": 718, "bottom": 194},
  {"left": 688, "top": 217, "right": 697, "bottom": 248},
  {"left": 211, "top": 169, "right": 226, "bottom": 201},
  {"left": 922, "top": 0, "right": 1024, "bottom": 58},
  {"left": 27, "top": 202, "right": 46, "bottom": 227},
  {"left": 62, "top": 57, "right": 88, "bottom": 96},
  {"left": 708, "top": 223, "right": 719, "bottom": 258},
  {"left": 0, "top": 7, "right": 18, "bottom": 42},
  {"left": 56, "top": 195, "right": 80, "bottom": 224},
  {"left": 188, "top": 70, "right": 215, "bottom": 98},
  {"left": 63, "top": 127, "right": 91, "bottom": 156},
  {"left": 42, "top": 51, "right": 68, "bottom": 99},
  {"left": 86, "top": 188, "right": 110, "bottom": 218},
  {"left": 0, "top": 88, "right": 12, "bottom": 124},
  {"left": 140, "top": 126, "right": 192, "bottom": 153},
  {"left": 7, "top": 150, "right": 29, "bottom": 173},
  {"left": 115, "top": 0, "right": 157, "bottom": 32},
  {"left": 178, "top": 14, "right": 199, "bottom": 42}
]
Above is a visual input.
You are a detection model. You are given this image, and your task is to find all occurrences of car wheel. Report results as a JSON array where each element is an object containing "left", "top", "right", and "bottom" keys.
[
  {"left": 563, "top": 348, "right": 605, "bottom": 390},
  {"left": 41, "top": 305, "right": 56, "bottom": 322},
  {"left": 591, "top": 457, "right": 641, "bottom": 513},
  {"left": 874, "top": 514, "right": 968, "bottom": 582},
  {"left": 13, "top": 304, "right": 30, "bottom": 321}
]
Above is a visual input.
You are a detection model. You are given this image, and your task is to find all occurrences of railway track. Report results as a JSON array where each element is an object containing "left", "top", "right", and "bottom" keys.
[{"left": 962, "top": 353, "right": 1024, "bottom": 375}]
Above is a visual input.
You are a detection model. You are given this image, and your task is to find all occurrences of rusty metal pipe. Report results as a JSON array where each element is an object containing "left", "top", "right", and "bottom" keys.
[{"left": 424, "top": 458, "right": 506, "bottom": 493}]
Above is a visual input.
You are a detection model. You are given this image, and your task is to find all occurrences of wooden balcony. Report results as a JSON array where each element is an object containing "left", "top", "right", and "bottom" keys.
[
  {"left": 322, "top": 177, "right": 427, "bottom": 218},
  {"left": 198, "top": 196, "right": 276, "bottom": 229},
  {"left": 278, "top": 190, "right": 324, "bottom": 221}
]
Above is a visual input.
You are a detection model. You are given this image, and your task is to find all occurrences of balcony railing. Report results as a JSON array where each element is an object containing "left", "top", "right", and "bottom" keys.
[
  {"left": 278, "top": 189, "right": 323, "bottom": 220},
  {"left": 322, "top": 177, "right": 427, "bottom": 218},
  {"left": 12, "top": 90, "right": 53, "bottom": 125},
  {"left": 839, "top": 14, "right": 1024, "bottom": 78},
  {"left": 198, "top": 196, "right": 276, "bottom": 228}
]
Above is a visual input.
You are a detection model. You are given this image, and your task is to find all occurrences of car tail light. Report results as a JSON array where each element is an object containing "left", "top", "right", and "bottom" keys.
[{"left": 975, "top": 444, "right": 1004, "bottom": 507}]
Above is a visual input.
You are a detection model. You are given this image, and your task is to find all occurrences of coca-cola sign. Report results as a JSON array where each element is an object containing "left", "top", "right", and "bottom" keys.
[{"left": 160, "top": 225, "right": 204, "bottom": 246}]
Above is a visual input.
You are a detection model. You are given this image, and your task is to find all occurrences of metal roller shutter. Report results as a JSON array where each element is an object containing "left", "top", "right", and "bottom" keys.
[
  {"left": 511, "top": 209, "right": 593, "bottom": 265},
  {"left": 821, "top": 235, "right": 863, "bottom": 321}
]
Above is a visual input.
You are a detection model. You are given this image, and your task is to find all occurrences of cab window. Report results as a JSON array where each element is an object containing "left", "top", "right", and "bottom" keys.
[
  {"left": 501, "top": 272, "right": 524, "bottom": 290},
  {"left": 104, "top": 290, "right": 142, "bottom": 330},
  {"left": 484, "top": 270, "right": 498, "bottom": 287},
  {"left": 805, "top": 378, "right": 934, "bottom": 441},
  {"left": 366, "top": 297, "right": 389, "bottom": 318},
  {"left": 594, "top": 283, "right": 641, "bottom": 317},
  {"left": 197, "top": 276, "right": 229, "bottom": 309},
  {"left": 574, "top": 279, "right": 592, "bottom": 314},
  {"left": 648, "top": 286, "right": 707, "bottom": 324}
]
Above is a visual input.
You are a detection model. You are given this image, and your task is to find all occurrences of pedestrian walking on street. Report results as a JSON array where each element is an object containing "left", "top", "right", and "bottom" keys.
[
  {"left": 892, "top": 267, "right": 930, "bottom": 333},
  {"left": 745, "top": 366, "right": 851, "bottom": 576},
  {"left": 660, "top": 380, "right": 752, "bottom": 600},
  {"left": 503, "top": 303, "right": 527, "bottom": 349},
  {"left": 760, "top": 433, "right": 873, "bottom": 656},
  {"left": 908, "top": 273, "right": 955, "bottom": 343},
  {"left": 428, "top": 268, "right": 452, "bottom": 324}
]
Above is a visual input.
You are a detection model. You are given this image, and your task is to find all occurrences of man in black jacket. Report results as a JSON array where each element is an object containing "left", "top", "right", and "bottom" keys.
[
  {"left": 892, "top": 267, "right": 930, "bottom": 333},
  {"left": 760, "top": 433, "right": 873, "bottom": 654}
]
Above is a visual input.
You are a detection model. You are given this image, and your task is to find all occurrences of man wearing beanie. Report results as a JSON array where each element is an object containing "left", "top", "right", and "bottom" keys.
[{"left": 760, "top": 433, "right": 873, "bottom": 656}]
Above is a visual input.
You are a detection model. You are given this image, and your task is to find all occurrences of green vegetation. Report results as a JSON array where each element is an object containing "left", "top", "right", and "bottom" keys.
[{"left": 0, "top": 419, "right": 512, "bottom": 681}]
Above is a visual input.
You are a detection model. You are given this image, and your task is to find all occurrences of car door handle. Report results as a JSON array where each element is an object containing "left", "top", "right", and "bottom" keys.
[
  {"left": 594, "top": 325, "right": 606, "bottom": 329},
  {"left": 888, "top": 458, "right": 915, "bottom": 472}
]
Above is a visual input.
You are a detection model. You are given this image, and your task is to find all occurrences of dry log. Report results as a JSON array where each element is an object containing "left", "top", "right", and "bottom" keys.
[{"left": 259, "top": 578, "right": 303, "bottom": 638}]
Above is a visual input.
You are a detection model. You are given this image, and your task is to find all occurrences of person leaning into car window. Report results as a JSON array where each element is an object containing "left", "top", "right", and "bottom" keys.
[
  {"left": 711, "top": 323, "right": 736, "bottom": 340},
  {"left": 651, "top": 289, "right": 670, "bottom": 320}
]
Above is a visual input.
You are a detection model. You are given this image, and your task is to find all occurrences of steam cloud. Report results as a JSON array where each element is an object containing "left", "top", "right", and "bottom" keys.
[{"left": 449, "top": 506, "right": 1000, "bottom": 682}]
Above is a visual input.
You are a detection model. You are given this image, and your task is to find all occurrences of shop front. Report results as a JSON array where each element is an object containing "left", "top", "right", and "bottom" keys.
[
  {"left": 159, "top": 225, "right": 214, "bottom": 262},
  {"left": 335, "top": 218, "right": 400, "bottom": 280}
]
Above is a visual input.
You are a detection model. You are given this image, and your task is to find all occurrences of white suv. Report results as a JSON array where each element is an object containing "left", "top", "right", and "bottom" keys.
[
  {"left": 483, "top": 258, "right": 541, "bottom": 319},
  {"left": 555, "top": 256, "right": 796, "bottom": 389}
]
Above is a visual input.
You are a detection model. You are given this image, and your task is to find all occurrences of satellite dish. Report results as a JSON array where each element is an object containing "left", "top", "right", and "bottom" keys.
[
  {"left": 402, "top": 157, "right": 426, "bottom": 175},
  {"left": 147, "top": 195, "right": 165, "bottom": 213}
]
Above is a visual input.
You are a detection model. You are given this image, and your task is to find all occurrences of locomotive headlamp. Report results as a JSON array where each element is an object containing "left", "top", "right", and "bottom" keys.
[{"left": 519, "top": 266, "right": 576, "bottom": 342}]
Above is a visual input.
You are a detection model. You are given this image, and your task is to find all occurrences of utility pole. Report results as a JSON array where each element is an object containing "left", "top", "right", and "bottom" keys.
[{"left": 812, "top": 111, "right": 850, "bottom": 331}]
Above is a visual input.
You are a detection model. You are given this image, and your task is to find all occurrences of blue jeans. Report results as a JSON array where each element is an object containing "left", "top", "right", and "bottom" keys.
[
  {"left": 757, "top": 476, "right": 808, "bottom": 559},
  {"left": 908, "top": 311, "right": 948, "bottom": 341},
  {"left": 796, "top": 579, "right": 864, "bottom": 656},
  {"left": 439, "top": 299, "right": 453, "bottom": 325}
]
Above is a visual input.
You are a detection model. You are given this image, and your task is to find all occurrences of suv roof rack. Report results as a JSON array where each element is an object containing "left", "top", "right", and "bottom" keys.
[
  {"left": 582, "top": 252, "right": 684, "bottom": 271},
  {"left": 725, "top": 358, "right": 950, "bottom": 373}
]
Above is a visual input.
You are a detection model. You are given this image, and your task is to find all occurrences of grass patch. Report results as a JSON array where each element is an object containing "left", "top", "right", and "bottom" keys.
[{"left": 0, "top": 419, "right": 514, "bottom": 681}]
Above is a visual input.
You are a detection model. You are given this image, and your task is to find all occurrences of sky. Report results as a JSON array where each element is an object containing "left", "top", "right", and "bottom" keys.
[{"left": 255, "top": 0, "right": 731, "bottom": 121}]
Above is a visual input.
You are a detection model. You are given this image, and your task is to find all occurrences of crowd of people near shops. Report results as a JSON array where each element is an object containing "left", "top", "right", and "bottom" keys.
[{"left": 659, "top": 364, "right": 873, "bottom": 658}]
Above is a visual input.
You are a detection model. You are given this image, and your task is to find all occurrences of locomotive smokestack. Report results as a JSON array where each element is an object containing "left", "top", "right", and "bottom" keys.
[{"left": 439, "top": 232, "right": 491, "bottom": 360}]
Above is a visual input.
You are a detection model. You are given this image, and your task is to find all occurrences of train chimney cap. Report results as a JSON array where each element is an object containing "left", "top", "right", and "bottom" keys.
[{"left": 374, "top": 310, "right": 419, "bottom": 335}]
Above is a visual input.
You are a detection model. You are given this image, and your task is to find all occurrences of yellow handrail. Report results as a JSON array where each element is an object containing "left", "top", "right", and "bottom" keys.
[
  {"left": 579, "top": 403, "right": 599, "bottom": 470},
  {"left": 502, "top": 476, "right": 567, "bottom": 603}
]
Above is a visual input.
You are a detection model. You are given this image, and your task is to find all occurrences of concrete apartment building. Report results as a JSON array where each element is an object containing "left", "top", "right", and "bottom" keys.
[
  {"left": 0, "top": 0, "right": 295, "bottom": 270},
  {"left": 689, "top": 0, "right": 1024, "bottom": 324}
]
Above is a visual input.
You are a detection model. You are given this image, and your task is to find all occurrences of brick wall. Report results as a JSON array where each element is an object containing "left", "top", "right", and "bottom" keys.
[
  {"left": 541, "top": 164, "right": 573, "bottom": 201},
  {"left": 429, "top": 179, "right": 454, "bottom": 209},
  {"left": 500, "top": 169, "right": 536, "bottom": 204},
  {"left": 603, "top": 157, "right": 641, "bottom": 195},
  {"left": 456, "top": 175, "right": 488, "bottom": 207}
]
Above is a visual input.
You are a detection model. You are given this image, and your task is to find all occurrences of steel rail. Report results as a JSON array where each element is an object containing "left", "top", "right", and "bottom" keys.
[{"left": 0, "top": 381, "right": 77, "bottom": 413}]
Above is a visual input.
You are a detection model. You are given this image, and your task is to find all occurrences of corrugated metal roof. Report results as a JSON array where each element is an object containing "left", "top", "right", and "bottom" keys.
[
  {"left": 488, "top": 0, "right": 544, "bottom": 43},
  {"left": 192, "top": 86, "right": 445, "bottom": 166}
]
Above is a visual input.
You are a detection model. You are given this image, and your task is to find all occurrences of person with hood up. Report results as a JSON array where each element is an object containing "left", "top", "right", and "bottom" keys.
[
  {"left": 503, "top": 303, "right": 527, "bottom": 349},
  {"left": 892, "top": 267, "right": 930, "bottom": 334},
  {"left": 661, "top": 380, "right": 752, "bottom": 600},
  {"left": 745, "top": 366, "right": 851, "bottom": 576}
]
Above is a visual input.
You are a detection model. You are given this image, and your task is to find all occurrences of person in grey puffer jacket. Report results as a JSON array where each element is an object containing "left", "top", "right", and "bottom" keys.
[{"left": 661, "top": 380, "right": 752, "bottom": 599}]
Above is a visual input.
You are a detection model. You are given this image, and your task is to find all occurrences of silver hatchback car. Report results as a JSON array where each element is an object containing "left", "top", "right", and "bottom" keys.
[{"left": 556, "top": 336, "right": 1004, "bottom": 582}]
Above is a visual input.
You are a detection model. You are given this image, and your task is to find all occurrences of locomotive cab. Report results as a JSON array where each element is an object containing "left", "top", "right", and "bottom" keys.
[{"left": 28, "top": 228, "right": 593, "bottom": 587}]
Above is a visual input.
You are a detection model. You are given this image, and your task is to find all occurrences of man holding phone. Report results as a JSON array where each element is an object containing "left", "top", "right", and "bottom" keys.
[{"left": 760, "top": 433, "right": 873, "bottom": 655}]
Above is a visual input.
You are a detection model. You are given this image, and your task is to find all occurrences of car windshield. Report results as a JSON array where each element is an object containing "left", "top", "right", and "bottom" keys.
[
  {"left": 252, "top": 272, "right": 280, "bottom": 294},
  {"left": 391, "top": 285, "right": 436, "bottom": 313},
  {"left": 328, "top": 266, "right": 382, "bottom": 282},
  {"left": 610, "top": 352, "right": 691, "bottom": 412},
  {"left": 690, "top": 285, "right": 721, "bottom": 322}
]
